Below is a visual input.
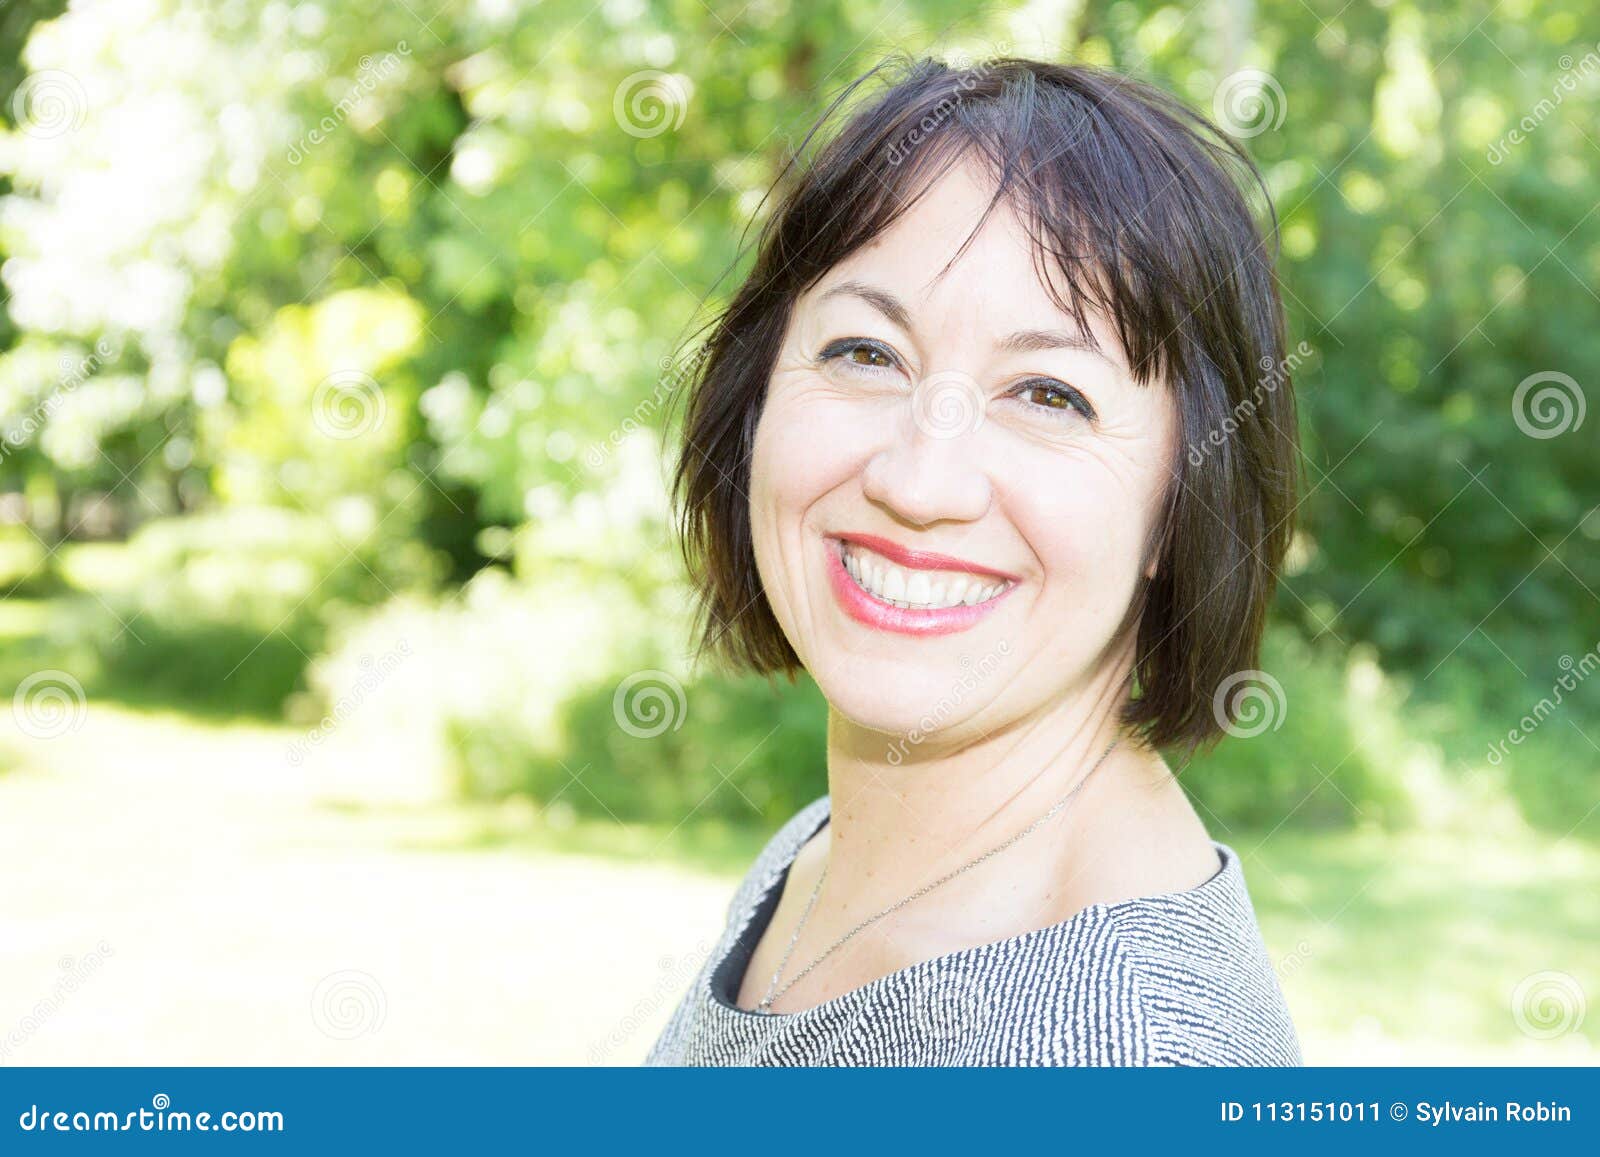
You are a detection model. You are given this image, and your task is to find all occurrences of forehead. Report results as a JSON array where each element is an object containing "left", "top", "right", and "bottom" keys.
[{"left": 804, "top": 157, "right": 1126, "bottom": 362}]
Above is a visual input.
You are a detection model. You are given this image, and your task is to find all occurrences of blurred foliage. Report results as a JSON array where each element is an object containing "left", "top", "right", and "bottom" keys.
[
  {"left": 0, "top": 0, "right": 1595, "bottom": 834},
  {"left": 84, "top": 505, "right": 442, "bottom": 712}
]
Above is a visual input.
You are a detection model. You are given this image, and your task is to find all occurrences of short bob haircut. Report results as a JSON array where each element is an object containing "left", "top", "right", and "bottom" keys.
[{"left": 670, "top": 55, "right": 1301, "bottom": 758}]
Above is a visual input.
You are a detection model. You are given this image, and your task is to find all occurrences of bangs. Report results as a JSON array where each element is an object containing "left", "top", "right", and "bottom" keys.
[{"left": 757, "top": 57, "right": 1276, "bottom": 397}]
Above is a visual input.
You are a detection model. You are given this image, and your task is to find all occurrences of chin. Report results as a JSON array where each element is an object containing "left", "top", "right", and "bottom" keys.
[{"left": 809, "top": 655, "right": 986, "bottom": 748}]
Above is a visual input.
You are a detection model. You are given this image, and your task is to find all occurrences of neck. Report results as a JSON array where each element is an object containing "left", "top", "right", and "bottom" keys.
[{"left": 819, "top": 651, "right": 1174, "bottom": 926}]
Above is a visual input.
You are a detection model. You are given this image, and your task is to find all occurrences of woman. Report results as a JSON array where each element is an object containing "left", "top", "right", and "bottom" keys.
[{"left": 646, "top": 55, "right": 1303, "bottom": 1066}]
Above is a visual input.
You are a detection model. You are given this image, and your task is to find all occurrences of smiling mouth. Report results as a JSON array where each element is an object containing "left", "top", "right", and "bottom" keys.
[{"left": 836, "top": 538, "right": 1015, "bottom": 611}]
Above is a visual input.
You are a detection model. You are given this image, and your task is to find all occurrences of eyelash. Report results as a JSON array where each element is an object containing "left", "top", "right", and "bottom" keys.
[{"left": 816, "top": 338, "right": 1098, "bottom": 422}]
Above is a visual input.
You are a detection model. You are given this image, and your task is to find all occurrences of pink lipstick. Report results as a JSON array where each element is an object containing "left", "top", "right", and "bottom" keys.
[{"left": 825, "top": 534, "right": 1019, "bottom": 637}]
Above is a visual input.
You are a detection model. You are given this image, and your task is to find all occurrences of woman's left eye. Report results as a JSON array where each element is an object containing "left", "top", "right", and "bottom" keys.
[
  {"left": 818, "top": 338, "right": 901, "bottom": 374},
  {"left": 1012, "top": 379, "right": 1097, "bottom": 422}
]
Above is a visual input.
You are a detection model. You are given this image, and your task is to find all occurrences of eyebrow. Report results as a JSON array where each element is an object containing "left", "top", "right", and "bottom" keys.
[
  {"left": 820, "top": 281, "right": 914, "bottom": 332},
  {"left": 817, "top": 280, "right": 1118, "bottom": 368}
]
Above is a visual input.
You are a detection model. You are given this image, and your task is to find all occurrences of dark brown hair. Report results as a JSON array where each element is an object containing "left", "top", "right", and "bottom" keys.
[{"left": 670, "top": 55, "right": 1301, "bottom": 758}]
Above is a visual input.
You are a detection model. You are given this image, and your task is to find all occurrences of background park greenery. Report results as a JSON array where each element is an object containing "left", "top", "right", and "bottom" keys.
[{"left": 0, "top": 0, "right": 1595, "bottom": 1063}]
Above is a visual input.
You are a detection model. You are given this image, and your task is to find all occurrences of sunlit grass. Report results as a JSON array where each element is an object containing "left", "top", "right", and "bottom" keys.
[{"left": 1243, "top": 826, "right": 1599, "bottom": 1063}]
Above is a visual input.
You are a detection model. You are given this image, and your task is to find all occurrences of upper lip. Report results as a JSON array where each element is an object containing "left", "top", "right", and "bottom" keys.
[{"left": 832, "top": 532, "right": 1021, "bottom": 582}]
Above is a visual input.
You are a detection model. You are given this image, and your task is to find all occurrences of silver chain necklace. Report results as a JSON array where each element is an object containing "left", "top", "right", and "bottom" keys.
[{"left": 757, "top": 735, "right": 1122, "bottom": 1014}]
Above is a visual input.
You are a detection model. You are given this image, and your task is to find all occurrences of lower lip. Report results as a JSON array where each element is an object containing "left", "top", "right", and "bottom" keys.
[{"left": 825, "top": 539, "right": 1016, "bottom": 637}]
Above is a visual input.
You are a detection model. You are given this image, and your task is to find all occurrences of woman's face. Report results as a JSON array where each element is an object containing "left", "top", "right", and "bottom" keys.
[{"left": 749, "top": 158, "right": 1178, "bottom": 742}]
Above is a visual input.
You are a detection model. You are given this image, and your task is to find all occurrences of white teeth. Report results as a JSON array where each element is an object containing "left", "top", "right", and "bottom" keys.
[{"left": 838, "top": 541, "right": 1012, "bottom": 611}]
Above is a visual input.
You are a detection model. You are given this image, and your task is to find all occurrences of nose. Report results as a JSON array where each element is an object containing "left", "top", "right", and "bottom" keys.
[{"left": 860, "top": 402, "right": 994, "bottom": 528}]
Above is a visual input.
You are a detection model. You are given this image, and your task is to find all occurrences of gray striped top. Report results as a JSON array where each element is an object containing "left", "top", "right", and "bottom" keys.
[{"left": 644, "top": 794, "right": 1304, "bottom": 1066}]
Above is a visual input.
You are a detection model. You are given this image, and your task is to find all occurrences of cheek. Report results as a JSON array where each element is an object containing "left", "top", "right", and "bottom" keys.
[
  {"left": 749, "top": 390, "right": 862, "bottom": 597},
  {"left": 752, "top": 387, "right": 876, "bottom": 515},
  {"left": 1009, "top": 452, "right": 1159, "bottom": 599}
]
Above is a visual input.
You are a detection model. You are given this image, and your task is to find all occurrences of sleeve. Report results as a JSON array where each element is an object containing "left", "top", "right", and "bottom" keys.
[{"left": 1102, "top": 903, "right": 1305, "bottom": 1067}]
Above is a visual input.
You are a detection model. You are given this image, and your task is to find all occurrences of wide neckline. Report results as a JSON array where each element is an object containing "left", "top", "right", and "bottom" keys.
[{"left": 708, "top": 797, "right": 1236, "bottom": 1021}]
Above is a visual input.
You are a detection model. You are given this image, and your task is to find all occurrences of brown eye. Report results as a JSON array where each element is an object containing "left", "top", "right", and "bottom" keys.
[
  {"left": 818, "top": 338, "right": 902, "bottom": 376},
  {"left": 1015, "top": 379, "right": 1096, "bottom": 421},
  {"left": 849, "top": 346, "right": 892, "bottom": 368}
]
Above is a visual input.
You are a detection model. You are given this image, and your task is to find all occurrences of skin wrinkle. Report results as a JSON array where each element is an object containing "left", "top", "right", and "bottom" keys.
[{"left": 738, "top": 157, "right": 1219, "bottom": 1014}]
